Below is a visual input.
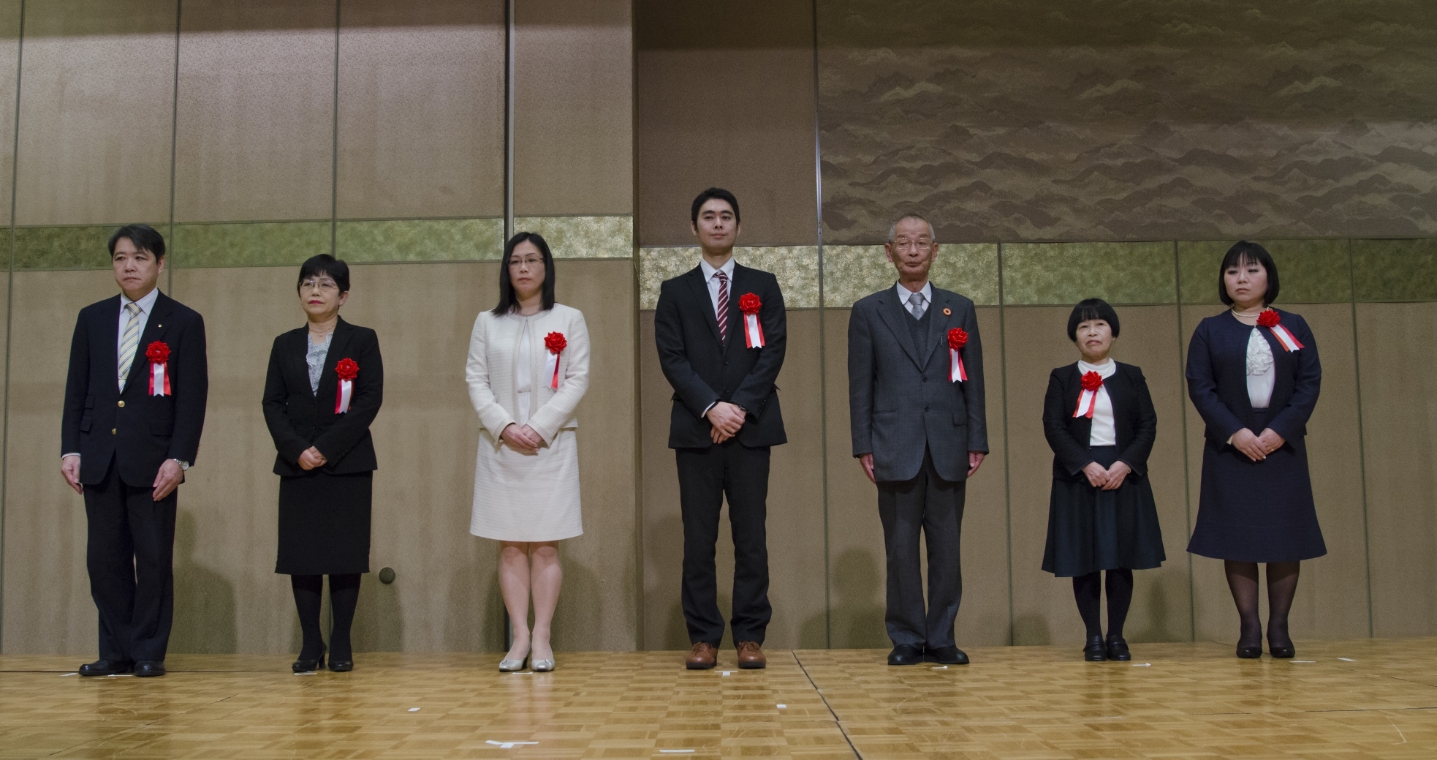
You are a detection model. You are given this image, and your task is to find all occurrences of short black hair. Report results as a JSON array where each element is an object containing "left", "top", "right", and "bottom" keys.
[
  {"left": 297, "top": 254, "right": 350, "bottom": 294},
  {"left": 690, "top": 187, "right": 740, "bottom": 225},
  {"left": 1066, "top": 298, "right": 1120, "bottom": 342},
  {"left": 1218, "top": 240, "right": 1279, "bottom": 306},
  {"left": 493, "top": 232, "right": 556, "bottom": 315},
  {"left": 108, "top": 224, "right": 166, "bottom": 260}
]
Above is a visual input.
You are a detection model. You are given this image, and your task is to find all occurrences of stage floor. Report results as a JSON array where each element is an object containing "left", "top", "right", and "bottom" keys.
[{"left": 3, "top": 638, "right": 1436, "bottom": 758}]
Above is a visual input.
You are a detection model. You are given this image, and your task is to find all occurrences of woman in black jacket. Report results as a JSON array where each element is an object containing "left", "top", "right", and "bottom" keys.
[
  {"left": 262, "top": 255, "right": 383, "bottom": 673},
  {"left": 1042, "top": 299, "right": 1165, "bottom": 661}
]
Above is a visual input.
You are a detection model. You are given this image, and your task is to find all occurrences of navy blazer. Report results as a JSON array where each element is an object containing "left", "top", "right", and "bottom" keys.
[
  {"left": 1185, "top": 309, "right": 1321, "bottom": 447},
  {"left": 61, "top": 291, "right": 209, "bottom": 486},
  {"left": 1043, "top": 362, "right": 1156, "bottom": 483},
  {"left": 654, "top": 263, "right": 787, "bottom": 449},
  {"left": 262, "top": 318, "right": 384, "bottom": 477}
]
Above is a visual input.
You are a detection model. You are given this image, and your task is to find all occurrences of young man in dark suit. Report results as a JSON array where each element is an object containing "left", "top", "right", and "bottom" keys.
[
  {"left": 848, "top": 214, "right": 988, "bottom": 667},
  {"left": 654, "top": 188, "right": 787, "bottom": 670},
  {"left": 59, "top": 224, "right": 208, "bottom": 678}
]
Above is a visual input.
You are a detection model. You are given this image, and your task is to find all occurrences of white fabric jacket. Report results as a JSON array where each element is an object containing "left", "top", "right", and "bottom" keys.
[{"left": 465, "top": 303, "right": 590, "bottom": 447}]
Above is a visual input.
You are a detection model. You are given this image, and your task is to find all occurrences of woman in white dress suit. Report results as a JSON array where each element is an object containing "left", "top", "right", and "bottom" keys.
[{"left": 466, "top": 232, "right": 590, "bottom": 672}]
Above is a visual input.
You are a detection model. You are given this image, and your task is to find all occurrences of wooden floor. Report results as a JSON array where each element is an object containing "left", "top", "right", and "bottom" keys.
[{"left": 3, "top": 638, "right": 1437, "bottom": 759}]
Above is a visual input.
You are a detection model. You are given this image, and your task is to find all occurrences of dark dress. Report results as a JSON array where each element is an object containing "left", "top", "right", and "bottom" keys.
[
  {"left": 1185, "top": 310, "right": 1325, "bottom": 563},
  {"left": 262, "top": 318, "right": 384, "bottom": 575},
  {"left": 1042, "top": 362, "right": 1166, "bottom": 577}
]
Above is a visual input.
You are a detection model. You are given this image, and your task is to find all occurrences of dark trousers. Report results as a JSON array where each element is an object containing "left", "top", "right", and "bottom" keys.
[
  {"left": 83, "top": 459, "right": 177, "bottom": 663},
  {"left": 676, "top": 441, "right": 772, "bottom": 646},
  {"left": 877, "top": 448, "right": 966, "bottom": 649}
]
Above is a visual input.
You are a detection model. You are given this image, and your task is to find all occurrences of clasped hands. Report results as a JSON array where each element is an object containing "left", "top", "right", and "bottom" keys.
[
  {"left": 501, "top": 423, "right": 545, "bottom": 454},
  {"left": 297, "top": 446, "right": 328, "bottom": 471},
  {"left": 1082, "top": 460, "right": 1132, "bottom": 490},
  {"left": 59, "top": 455, "right": 183, "bottom": 501},
  {"left": 705, "top": 401, "right": 746, "bottom": 444},
  {"left": 1230, "top": 427, "right": 1285, "bottom": 463}
]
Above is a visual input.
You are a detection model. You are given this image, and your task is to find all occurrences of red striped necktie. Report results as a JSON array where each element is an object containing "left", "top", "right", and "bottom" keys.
[{"left": 715, "top": 270, "right": 730, "bottom": 342}]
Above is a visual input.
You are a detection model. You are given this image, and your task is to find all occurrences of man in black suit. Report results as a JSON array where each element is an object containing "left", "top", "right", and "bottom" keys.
[
  {"left": 655, "top": 188, "right": 786, "bottom": 670},
  {"left": 848, "top": 214, "right": 987, "bottom": 666},
  {"left": 60, "top": 224, "right": 208, "bottom": 677}
]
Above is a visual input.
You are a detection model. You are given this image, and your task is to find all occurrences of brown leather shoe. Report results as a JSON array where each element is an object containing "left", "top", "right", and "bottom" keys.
[
  {"left": 686, "top": 642, "right": 717, "bottom": 670},
  {"left": 736, "top": 641, "right": 766, "bottom": 669}
]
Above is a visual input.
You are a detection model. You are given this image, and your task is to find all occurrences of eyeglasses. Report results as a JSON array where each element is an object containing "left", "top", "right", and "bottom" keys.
[
  {"left": 302, "top": 279, "right": 339, "bottom": 292},
  {"left": 891, "top": 239, "right": 933, "bottom": 253},
  {"left": 508, "top": 256, "right": 544, "bottom": 268}
]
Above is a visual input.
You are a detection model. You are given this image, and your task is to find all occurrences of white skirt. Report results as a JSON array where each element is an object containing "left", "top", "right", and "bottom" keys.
[{"left": 469, "top": 428, "right": 583, "bottom": 542}]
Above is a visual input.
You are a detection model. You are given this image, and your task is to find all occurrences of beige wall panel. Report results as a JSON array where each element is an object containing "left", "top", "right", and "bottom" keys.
[
  {"left": 174, "top": 0, "right": 336, "bottom": 223},
  {"left": 14, "top": 0, "right": 175, "bottom": 227},
  {"left": 0, "top": 1, "right": 23, "bottom": 226},
  {"left": 1358, "top": 303, "right": 1437, "bottom": 637},
  {"left": 1005, "top": 306, "right": 1192, "bottom": 647},
  {"left": 2, "top": 272, "right": 121, "bottom": 654},
  {"left": 514, "top": 0, "right": 632, "bottom": 216},
  {"left": 635, "top": 0, "right": 815, "bottom": 246},
  {"left": 823, "top": 307, "right": 1011, "bottom": 648},
  {"left": 336, "top": 0, "right": 505, "bottom": 220},
  {"left": 639, "top": 308, "right": 825, "bottom": 651}
]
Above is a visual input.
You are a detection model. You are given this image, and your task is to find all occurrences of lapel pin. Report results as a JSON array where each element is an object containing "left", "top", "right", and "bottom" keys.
[{"left": 942, "top": 308, "right": 951, "bottom": 316}]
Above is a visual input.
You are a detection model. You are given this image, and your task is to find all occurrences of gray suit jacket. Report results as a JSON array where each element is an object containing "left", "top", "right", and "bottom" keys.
[{"left": 848, "top": 284, "right": 988, "bottom": 482}]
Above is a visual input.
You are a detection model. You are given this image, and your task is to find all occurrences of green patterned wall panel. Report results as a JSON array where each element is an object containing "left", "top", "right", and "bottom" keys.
[
  {"left": 822, "top": 244, "right": 998, "bottom": 308},
  {"left": 337, "top": 218, "right": 504, "bottom": 263},
  {"left": 1002, "top": 242, "right": 1175, "bottom": 306},
  {"left": 1352, "top": 239, "right": 1437, "bottom": 302},
  {"left": 515, "top": 215, "right": 633, "bottom": 259},
  {"left": 14, "top": 224, "right": 168, "bottom": 270},
  {"left": 1179, "top": 239, "right": 1352, "bottom": 305},
  {"left": 639, "top": 246, "right": 819, "bottom": 310},
  {"left": 172, "top": 221, "right": 331, "bottom": 268}
]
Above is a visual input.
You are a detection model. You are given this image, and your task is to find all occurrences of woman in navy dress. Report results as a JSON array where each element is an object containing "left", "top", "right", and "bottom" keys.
[
  {"left": 1186, "top": 241, "right": 1324, "bottom": 659},
  {"left": 1043, "top": 299, "right": 1165, "bottom": 662}
]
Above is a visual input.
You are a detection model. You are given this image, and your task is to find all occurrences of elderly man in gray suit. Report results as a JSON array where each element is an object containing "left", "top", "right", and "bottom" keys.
[{"left": 848, "top": 213, "right": 988, "bottom": 666}]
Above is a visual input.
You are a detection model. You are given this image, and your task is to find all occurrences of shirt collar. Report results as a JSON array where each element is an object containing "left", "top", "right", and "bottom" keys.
[
  {"left": 121, "top": 287, "right": 160, "bottom": 315},
  {"left": 1078, "top": 358, "right": 1117, "bottom": 378},
  {"left": 700, "top": 256, "right": 736, "bottom": 282},
  {"left": 895, "top": 280, "right": 932, "bottom": 305}
]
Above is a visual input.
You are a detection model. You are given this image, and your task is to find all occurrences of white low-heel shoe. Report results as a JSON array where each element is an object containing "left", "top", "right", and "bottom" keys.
[
  {"left": 532, "top": 659, "right": 555, "bottom": 672},
  {"left": 499, "top": 656, "right": 528, "bottom": 672}
]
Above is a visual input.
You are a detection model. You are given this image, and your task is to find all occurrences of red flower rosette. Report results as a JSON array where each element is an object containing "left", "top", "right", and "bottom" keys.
[
  {"left": 1256, "top": 308, "right": 1304, "bottom": 351},
  {"left": 946, "top": 328, "right": 968, "bottom": 382},
  {"left": 544, "top": 332, "right": 566, "bottom": 389},
  {"left": 1073, "top": 370, "right": 1104, "bottom": 418},
  {"left": 145, "top": 341, "right": 172, "bottom": 396},
  {"left": 334, "top": 358, "right": 358, "bottom": 413},
  {"left": 545, "top": 331, "right": 567, "bottom": 354},
  {"left": 739, "top": 293, "right": 765, "bottom": 348}
]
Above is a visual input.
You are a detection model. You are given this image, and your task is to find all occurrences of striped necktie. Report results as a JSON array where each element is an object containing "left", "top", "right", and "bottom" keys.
[
  {"left": 118, "top": 302, "right": 141, "bottom": 389},
  {"left": 715, "top": 270, "right": 729, "bottom": 342},
  {"left": 909, "top": 291, "right": 927, "bottom": 319}
]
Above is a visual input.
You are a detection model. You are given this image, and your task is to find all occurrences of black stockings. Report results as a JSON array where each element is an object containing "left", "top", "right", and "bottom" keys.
[
  {"left": 1072, "top": 568, "right": 1134, "bottom": 639},
  {"left": 1224, "top": 561, "right": 1300, "bottom": 648},
  {"left": 291, "top": 573, "right": 362, "bottom": 660}
]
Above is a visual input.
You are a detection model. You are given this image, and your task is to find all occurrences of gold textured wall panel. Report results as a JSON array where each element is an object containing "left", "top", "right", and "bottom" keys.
[
  {"left": 14, "top": 0, "right": 176, "bottom": 227},
  {"left": 335, "top": 0, "right": 505, "bottom": 220},
  {"left": 513, "top": 0, "right": 632, "bottom": 216},
  {"left": 173, "top": 0, "right": 337, "bottom": 223}
]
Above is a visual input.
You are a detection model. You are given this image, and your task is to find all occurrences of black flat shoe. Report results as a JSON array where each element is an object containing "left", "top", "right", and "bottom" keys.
[
  {"left": 134, "top": 661, "right": 166, "bottom": 677},
  {"left": 887, "top": 644, "right": 924, "bottom": 666},
  {"left": 328, "top": 659, "right": 354, "bottom": 672},
  {"left": 1083, "top": 635, "right": 1107, "bottom": 662},
  {"left": 1105, "top": 637, "right": 1131, "bottom": 661},
  {"left": 79, "top": 659, "right": 133, "bottom": 677},
  {"left": 922, "top": 646, "right": 969, "bottom": 665},
  {"left": 1236, "top": 642, "right": 1263, "bottom": 659}
]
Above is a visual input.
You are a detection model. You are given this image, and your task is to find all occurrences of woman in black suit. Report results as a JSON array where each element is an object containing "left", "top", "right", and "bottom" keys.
[
  {"left": 262, "top": 254, "right": 384, "bottom": 673},
  {"left": 1043, "top": 299, "right": 1165, "bottom": 662},
  {"left": 1186, "top": 241, "right": 1322, "bottom": 659}
]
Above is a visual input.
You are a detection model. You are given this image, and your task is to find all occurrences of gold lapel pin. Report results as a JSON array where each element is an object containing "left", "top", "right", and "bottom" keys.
[{"left": 942, "top": 308, "right": 951, "bottom": 316}]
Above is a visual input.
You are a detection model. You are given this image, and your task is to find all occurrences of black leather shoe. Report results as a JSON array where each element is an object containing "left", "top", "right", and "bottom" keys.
[
  {"left": 78, "top": 659, "right": 133, "bottom": 677},
  {"left": 1236, "top": 642, "right": 1263, "bottom": 659},
  {"left": 133, "top": 661, "right": 166, "bottom": 677},
  {"left": 1105, "top": 636, "right": 1131, "bottom": 661},
  {"left": 328, "top": 659, "right": 354, "bottom": 672},
  {"left": 292, "top": 652, "right": 325, "bottom": 674},
  {"left": 1083, "top": 635, "right": 1107, "bottom": 662},
  {"left": 922, "top": 646, "right": 970, "bottom": 665},
  {"left": 887, "top": 645, "right": 924, "bottom": 666},
  {"left": 1267, "top": 638, "right": 1295, "bottom": 659}
]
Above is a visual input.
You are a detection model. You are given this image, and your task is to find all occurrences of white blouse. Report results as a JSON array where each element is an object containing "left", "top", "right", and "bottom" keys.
[
  {"left": 1078, "top": 359, "right": 1117, "bottom": 447},
  {"left": 1245, "top": 328, "right": 1275, "bottom": 409},
  {"left": 514, "top": 315, "right": 534, "bottom": 424}
]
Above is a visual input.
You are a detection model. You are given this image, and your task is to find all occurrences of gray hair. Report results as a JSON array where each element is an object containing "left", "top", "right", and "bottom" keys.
[{"left": 887, "top": 214, "right": 936, "bottom": 242}]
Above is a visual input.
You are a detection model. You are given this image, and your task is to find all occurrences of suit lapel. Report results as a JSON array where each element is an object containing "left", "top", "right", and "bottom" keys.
[
  {"left": 917, "top": 289, "right": 952, "bottom": 368},
  {"left": 874, "top": 287, "right": 921, "bottom": 368},
  {"left": 686, "top": 267, "right": 724, "bottom": 349},
  {"left": 122, "top": 292, "right": 175, "bottom": 392},
  {"left": 315, "top": 318, "right": 355, "bottom": 405},
  {"left": 100, "top": 296, "right": 122, "bottom": 391},
  {"left": 724, "top": 265, "right": 750, "bottom": 354}
]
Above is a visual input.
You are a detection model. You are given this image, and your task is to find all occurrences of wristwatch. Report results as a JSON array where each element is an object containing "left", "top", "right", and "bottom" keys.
[{"left": 171, "top": 459, "right": 190, "bottom": 471}]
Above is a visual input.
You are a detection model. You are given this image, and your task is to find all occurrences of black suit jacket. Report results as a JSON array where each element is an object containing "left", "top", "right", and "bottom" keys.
[
  {"left": 654, "top": 262, "right": 787, "bottom": 449},
  {"left": 1185, "top": 309, "right": 1320, "bottom": 447},
  {"left": 1042, "top": 362, "right": 1157, "bottom": 483},
  {"left": 61, "top": 291, "right": 209, "bottom": 486},
  {"left": 262, "top": 318, "right": 384, "bottom": 477}
]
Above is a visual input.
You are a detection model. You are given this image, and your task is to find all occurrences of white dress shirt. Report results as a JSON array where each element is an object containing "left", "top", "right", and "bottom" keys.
[
  {"left": 894, "top": 281, "right": 933, "bottom": 317},
  {"left": 118, "top": 287, "right": 160, "bottom": 389},
  {"left": 1245, "top": 328, "right": 1275, "bottom": 409},
  {"left": 1078, "top": 359, "right": 1117, "bottom": 446}
]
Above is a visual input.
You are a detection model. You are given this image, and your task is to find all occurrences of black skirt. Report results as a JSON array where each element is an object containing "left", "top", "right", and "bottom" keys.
[
  {"left": 275, "top": 471, "right": 373, "bottom": 576},
  {"left": 1042, "top": 446, "right": 1166, "bottom": 577},
  {"left": 1187, "top": 410, "right": 1326, "bottom": 563}
]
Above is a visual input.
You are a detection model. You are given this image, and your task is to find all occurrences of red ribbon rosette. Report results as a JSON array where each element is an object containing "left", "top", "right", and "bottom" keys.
[
  {"left": 545, "top": 332, "right": 566, "bottom": 389},
  {"left": 1073, "top": 370, "right": 1103, "bottom": 418},
  {"left": 145, "top": 341, "right": 171, "bottom": 396},
  {"left": 1256, "top": 308, "right": 1304, "bottom": 352},
  {"left": 946, "top": 328, "right": 968, "bottom": 382},
  {"left": 738, "top": 293, "right": 765, "bottom": 348},
  {"left": 334, "top": 358, "right": 358, "bottom": 413}
]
